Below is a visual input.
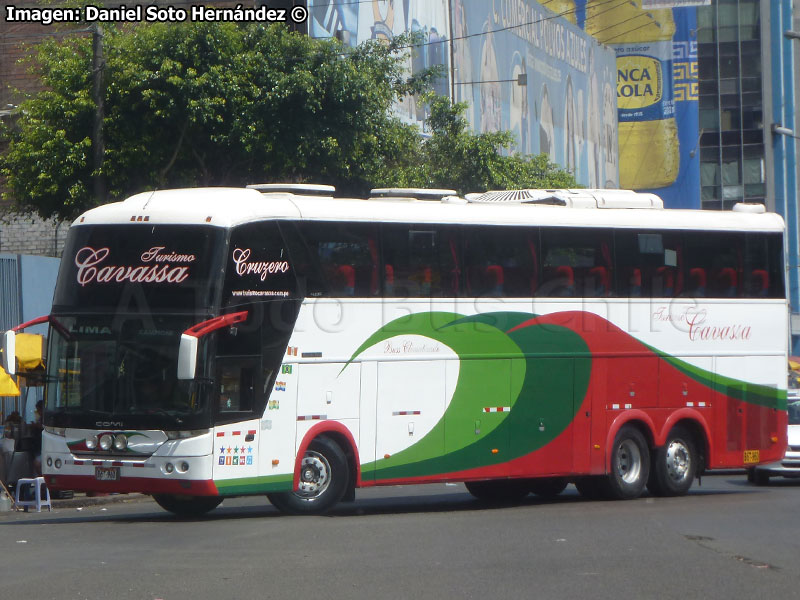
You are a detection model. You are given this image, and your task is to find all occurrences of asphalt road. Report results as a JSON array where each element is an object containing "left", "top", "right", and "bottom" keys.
[{"left": 2, "top": 475, "right": 799, "bottom": 600}]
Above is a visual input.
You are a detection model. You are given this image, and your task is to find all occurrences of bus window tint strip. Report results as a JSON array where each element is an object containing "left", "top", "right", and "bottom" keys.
[{"left": 281, "top": 222, "right": 784, "bottom": 300}]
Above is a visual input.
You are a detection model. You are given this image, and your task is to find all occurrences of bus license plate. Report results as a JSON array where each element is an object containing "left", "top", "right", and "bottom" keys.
[
  {"left": 95, "top": 467, "right": 120, "bottom": 481},
  {"left": 743, "top": 450, "right": 760, "bottom": 464}
]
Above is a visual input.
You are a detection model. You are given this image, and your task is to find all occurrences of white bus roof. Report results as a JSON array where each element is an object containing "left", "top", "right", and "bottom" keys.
[{"left": 72, "top": 186, "right": 786, "bottom": 233}]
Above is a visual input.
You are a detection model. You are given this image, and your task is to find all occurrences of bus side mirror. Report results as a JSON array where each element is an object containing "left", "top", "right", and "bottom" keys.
[
  {"left": 177, "top": 334, "right": 198, "bottom": 380},
  {"left": 2, "top": 330, "right": 16, "bottom": 376}
]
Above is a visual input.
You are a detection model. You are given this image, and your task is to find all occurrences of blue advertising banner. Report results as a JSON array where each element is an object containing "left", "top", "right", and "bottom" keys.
[
  {"left": 647, "top": 7, "right": 700, "bottom": 209},
  {"left": 582, "top": 0, "right": 700, "bottom": 208}
]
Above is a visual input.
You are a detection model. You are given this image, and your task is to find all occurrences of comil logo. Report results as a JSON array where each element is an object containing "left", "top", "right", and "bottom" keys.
[{"left": 617, "top": 55, "right": 662, "bottom": 109}]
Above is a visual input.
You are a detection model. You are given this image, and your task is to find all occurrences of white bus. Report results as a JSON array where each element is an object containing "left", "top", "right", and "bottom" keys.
[{"left": 4, "top": 185, "right": 789, "bottom": 515}]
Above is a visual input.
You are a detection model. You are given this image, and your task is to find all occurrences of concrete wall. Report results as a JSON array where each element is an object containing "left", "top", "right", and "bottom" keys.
[{"left": 0, "top": 212, "right": 70, "bottom": 258}]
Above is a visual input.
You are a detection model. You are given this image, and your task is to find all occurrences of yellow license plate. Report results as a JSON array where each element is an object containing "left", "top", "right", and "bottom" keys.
[{"left": 743, "top": 450, "right": 760, "bottom": 464}]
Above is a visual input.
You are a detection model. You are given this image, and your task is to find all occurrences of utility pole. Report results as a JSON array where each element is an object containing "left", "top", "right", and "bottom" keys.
[
  {"left": 92, "top": 24, "right": 106, "bottom": 203},
  {"left": 448, "top": 0, "right": 455, "bottom": 104}
]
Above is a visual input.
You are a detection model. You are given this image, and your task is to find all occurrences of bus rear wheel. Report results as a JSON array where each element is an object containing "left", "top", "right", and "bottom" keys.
[
  {"left": 464, "top": 479, "right": 530, "bottom": 503},
  {"left": 647, "top": 426, "right": 697, "bottom": 497},
  {"left": 602, "top": 425, "right": 650, "bottom": 500},
  {"left": 267, "top": 437, "right": 348, "bottom": 515},
  {"left": 153, "top": 494, "right": 223, "bottom": 517}
]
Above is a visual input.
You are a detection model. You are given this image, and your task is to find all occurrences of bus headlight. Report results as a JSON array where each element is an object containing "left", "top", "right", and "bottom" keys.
[
  {"left": 113, "top": 434, "right": 128, "bottom": 451},
  {"left": 99, "top": 434, "right": 113, "bottom": 450},
  {"left": 86, "top": 435, "right": 99, "bottom": 450}
]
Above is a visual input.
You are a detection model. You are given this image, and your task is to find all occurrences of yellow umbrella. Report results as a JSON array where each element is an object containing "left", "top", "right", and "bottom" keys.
[{"left": 0, "top": 364, "right": 20, "bottom": 396}]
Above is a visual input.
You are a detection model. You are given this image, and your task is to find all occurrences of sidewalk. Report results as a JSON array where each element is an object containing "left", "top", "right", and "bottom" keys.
[
  {"left": 1, "top": 490, "right": 152, "bottom": 514},
  {"left": 50, "top": 491, "right": 152, "bottom": 509}
]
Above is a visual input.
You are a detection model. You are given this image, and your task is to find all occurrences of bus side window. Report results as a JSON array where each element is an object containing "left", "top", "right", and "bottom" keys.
[
  {"left": 463, "top": 226, "right": 536, "bottom": 298},
  {"left": 615, "top": 230, "right": 682, "bottom": 298},
  {"left": 684, "top": 231, "right": 744, "bottom": 298},
  {"left": 743, "top": 233, "right": 784, "bottom": 299},
  {"left": 540, "top": 227, "right": 611, "bottom": 298},
  {"left": 298, "top": 222, "right": 379, "bottom": 298},
  {"left": 382, "top": 225, "right": 459, "bottom": 297}
]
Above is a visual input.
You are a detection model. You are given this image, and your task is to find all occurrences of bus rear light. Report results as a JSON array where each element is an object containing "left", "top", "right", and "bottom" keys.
[
  {"left": 164, "top": 462, "right": 174, "bottom": 474},
  {"left": 178, "top": 462, "right": 190, "bottom": 473},
  {"left": 46, "top": 457, "right": 52, "bottom": 467},
  {"left": 54, "top": 458, "right": 62, "bottom": 469}
]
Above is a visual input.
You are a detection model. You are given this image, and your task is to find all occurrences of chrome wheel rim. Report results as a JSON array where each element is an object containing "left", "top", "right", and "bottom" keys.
[
  {"left": 295, "top": 451, "right": 331, "bottom": 500},
  {"left": 615, "top": 439, "right": 642, "bottom": 484},
  {"left": 665, "top": 440, "right": 691, "bottom": 483}
]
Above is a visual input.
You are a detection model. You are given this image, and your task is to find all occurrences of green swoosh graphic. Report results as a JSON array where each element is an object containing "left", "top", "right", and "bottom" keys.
[{"left": 346, "top": 311, "right": 591, "bottom": 481}]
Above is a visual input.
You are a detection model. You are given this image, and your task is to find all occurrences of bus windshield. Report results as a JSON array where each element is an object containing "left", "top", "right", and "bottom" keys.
[{"left": 44, "top": 315, "right": 212, "bottom": 431}]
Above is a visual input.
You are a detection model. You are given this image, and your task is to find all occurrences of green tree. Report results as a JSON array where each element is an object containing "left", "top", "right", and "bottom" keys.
[
  {"left": 378, "top": 94, "right": 577, "bottom": 194},
  {"left": 1, "top": 20, "right": 576, "bottom": 221},
  {"left": 1, "top": 21, "right": 425, "bottom": 219}
]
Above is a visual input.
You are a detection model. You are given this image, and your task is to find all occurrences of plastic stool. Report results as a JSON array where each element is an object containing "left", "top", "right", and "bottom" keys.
[{"left": 14, "top": 477, "right": 52, "bottom": 512}]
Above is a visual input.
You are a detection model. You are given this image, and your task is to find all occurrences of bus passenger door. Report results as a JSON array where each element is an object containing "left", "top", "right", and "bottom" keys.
[
  {"left": 374, "top": 360, "right": 447, "bottom": 481},
  {"left": 212, "top": 360, "right": 261, "bottom": 484}
]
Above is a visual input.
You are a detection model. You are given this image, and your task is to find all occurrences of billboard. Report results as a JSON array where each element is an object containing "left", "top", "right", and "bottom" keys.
[
  {"left": 307, "top": 0, "right": 450, "bottom": 130},
  {"left": 454, "top": 0, "right": 619, "bottom": 188},
  {"left": 306, "top": 0, "right": 701, "bottom": 205}
]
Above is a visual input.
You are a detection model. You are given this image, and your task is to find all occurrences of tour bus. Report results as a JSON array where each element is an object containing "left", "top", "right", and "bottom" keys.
[{"left": 2, "top": 185, "right": 789, "bottom": 516}]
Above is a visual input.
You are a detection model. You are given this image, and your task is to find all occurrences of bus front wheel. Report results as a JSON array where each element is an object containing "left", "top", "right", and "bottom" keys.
[
  {"left": 267, "top": 437, "right": 348, "bottom": 515},
  {"left": 602, "top": 426, "right": 650, "bottom": 500},
  {"left": 153, "top": 494, "right": 223, "bottom": 517},
  {"left": 528, "top": 477, "right": 568, "bottom": 498},
  {"left": 464, "top": 479, "right": 530, "bottom": 503}
]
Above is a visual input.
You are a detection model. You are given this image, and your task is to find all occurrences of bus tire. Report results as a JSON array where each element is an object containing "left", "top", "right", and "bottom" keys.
[
  {"left": 574, "top": 477, "right": 605, "bottom": 500},
  {"left": 647, "top": 426, "right": 697, "bottom": 497},
  {"left": 464, "top": 479, "right": 530, "bottom": 503},
  {"left": 153, "top": 494, "right": 223, "bottom": 517},
  {"left": 528, "top": 477, "right": 568, "bottom": 498},
  {"left": 747, "top": 468, "right": 770, "bottom": 486},
  {"left": 267, "top": 437, "right": 348, "bottom": 515},
  {"left": 602, "top": 425, "right": 650, "bottom": 500}
]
